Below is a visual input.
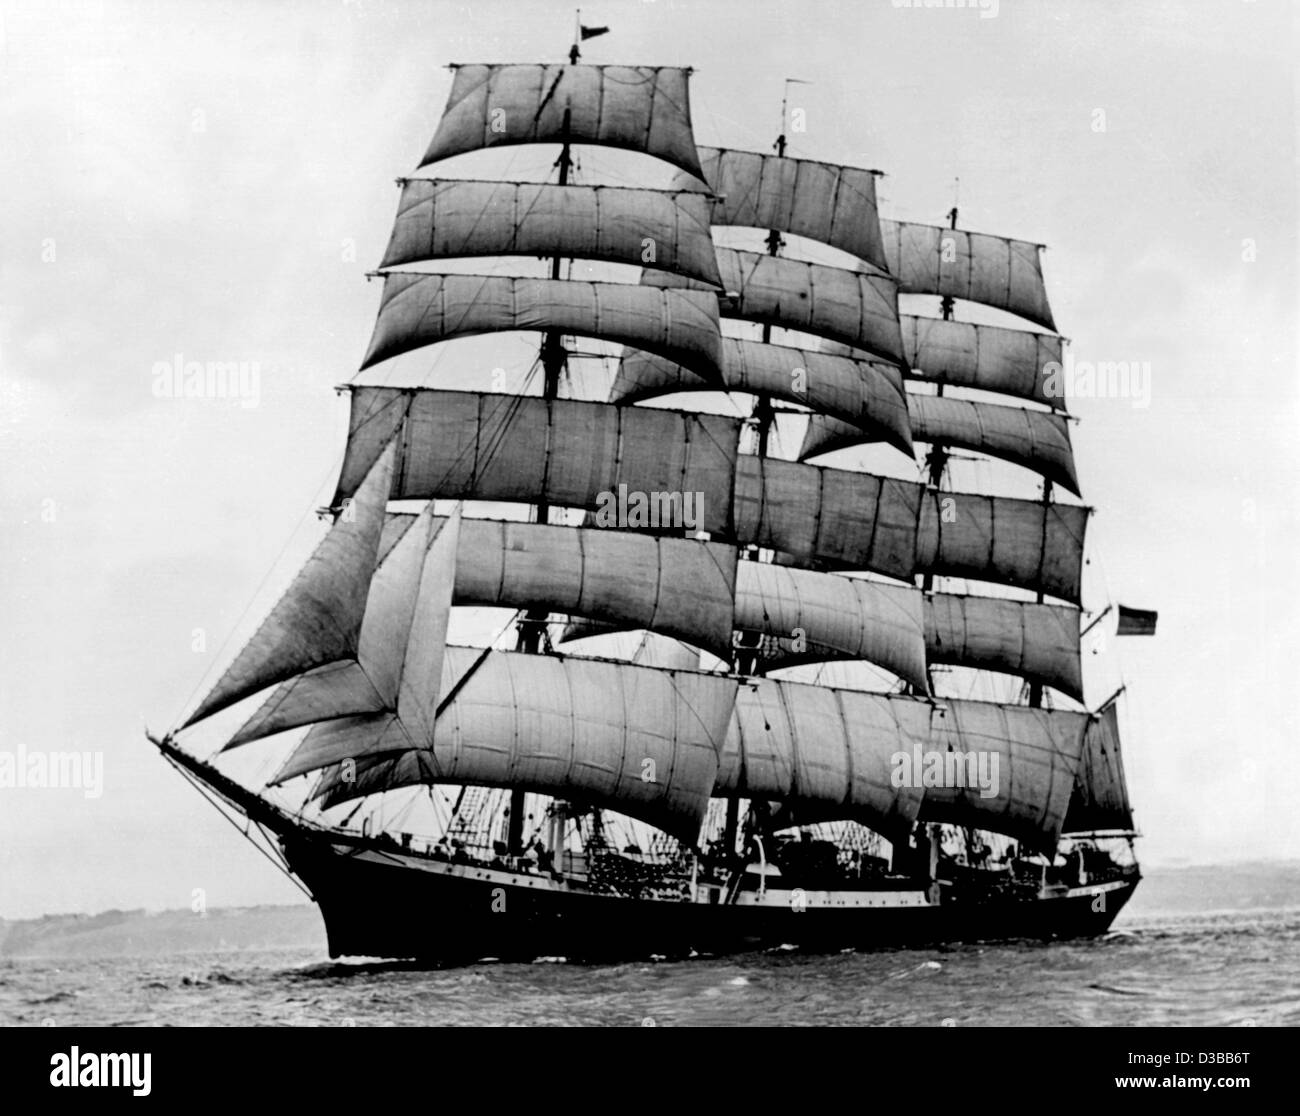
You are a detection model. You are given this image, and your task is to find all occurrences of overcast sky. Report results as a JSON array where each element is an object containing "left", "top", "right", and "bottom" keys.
[{"left": 2, "top": 0, "right": 1297, "bottom": 919}]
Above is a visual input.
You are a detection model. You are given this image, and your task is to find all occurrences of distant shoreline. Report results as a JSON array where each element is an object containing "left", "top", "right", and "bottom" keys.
[{"left": 3, "top": 860, "right": 1298, "bottom": 961}]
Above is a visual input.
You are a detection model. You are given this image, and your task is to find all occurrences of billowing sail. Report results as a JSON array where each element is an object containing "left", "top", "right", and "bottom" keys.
[
  {"left": 799, "top": 394, "right": 1080, "bottom": 495},
  {"left": 379, "top": 179, "right": 722, "bottom": 288},
  {"left": 382, "top": 512, "right": 739, "bottom": 661},
  {"left": 925, "top": 594, "right": 1083, "bottom": 702},
  {"left": 675, "top": 146, "right": 888, "bottom": 270},
  {"left": 334, "top": 390, "right": 1084, "bottom": 600},
  {"left": 421, "top": 64, "right": 707, "bottom": 182},
  {"left": 360, "top": 274, "right": 723, "bottom": 384},
  {"left": 898, "top": 318, "right": 1066, "bottom": 411},
  {"left": 915, "top": 700, "right": 1089, "bottom": 852},
  {"left": 557, "top": 558, "right": 929, "bottom": 690},
  {"left": 880, "top": 219, "right": 1056, "bottom": 331},
  {"left": 333, "top": 389, "right": 739, "bottom": 534},
  {"left": 716, "top": 679, "right": 930, "bottom": 841},
  {"left": 733, "top": 455, "right": 921, "bottom": 581},
  {"left": 611, "top": 338, "right": 913, "bottom": 454},
  {"left": 299, "top": 647, "right": 740, "bottom": 842},
  {"left": 180, "top": 442, "right": 397, "bottom": 730},
  {"left": 1062, "top": 704, "right": 1134, "bottom": 832},
  {"left": 570, "top": 581, "right": 1080, "bottom": 701},
  {"left": 733, "top": 563, "right": 927, "bottom": 691},
  {"left": 916, "top": 491, "right": 1088, "bottom": 604},
  {"left": 305, "top": 665, "right": 1087, "bottom": 850},
  {"left": 719, "top": 680, "right": 1087, "bottom": 850},
  {"left": 644, "top": 247, "right": 905, "bottom": 366},
  {"left": 223, "top": 505, "right": 458, "bottom": 749}
]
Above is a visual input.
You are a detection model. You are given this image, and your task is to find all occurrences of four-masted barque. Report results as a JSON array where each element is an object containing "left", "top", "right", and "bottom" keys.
[{"left": 152, "top": 28, "right": 1153, "bottom": 963}]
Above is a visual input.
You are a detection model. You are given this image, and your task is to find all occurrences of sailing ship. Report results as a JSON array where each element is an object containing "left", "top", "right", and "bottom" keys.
[{"left": 151, "top": 29, "right": 1156, "bottom": 963}]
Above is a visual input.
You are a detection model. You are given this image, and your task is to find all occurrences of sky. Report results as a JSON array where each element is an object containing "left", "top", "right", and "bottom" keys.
[{"left": 1, "top": 0, "right": 1297, "bottom": 919}]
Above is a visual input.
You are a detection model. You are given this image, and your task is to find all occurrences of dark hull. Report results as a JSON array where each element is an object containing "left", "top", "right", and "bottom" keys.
[{"left": 283, "top": 833, "right": 1138, "bottom": 964}]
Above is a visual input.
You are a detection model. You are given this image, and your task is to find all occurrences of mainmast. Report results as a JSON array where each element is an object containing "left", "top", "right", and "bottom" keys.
[
  {"left": 1026, "top": 475, "right": 1054, "bottom": 709},
  {"left": 726, "top": 83, "right": 804, "bottom": 863},
  {"left": 919, "top": 200, "right": 959, "bottom": 581},
  {"left": 509, "top": 40, "right": 579, "bottom": 858}
]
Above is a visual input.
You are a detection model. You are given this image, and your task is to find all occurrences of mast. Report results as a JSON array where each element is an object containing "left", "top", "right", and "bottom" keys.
[
  {"left": 1027, "top": 477, "right": 1054, "bottom": 708},
  {"left": 750, "top": 82, "right": 802, "bottom": 463},
  {"left": 510, "top": 59, "right": 577, "bottom": 856},
  {"left": 914, "top": 203, "right": 959, "bottom": 868},
  {"left": 727, "top": 84, "right": 801, "bottom": 864},
  {"left": 918, "top": 202, "right": 959, "bottom": 592}
]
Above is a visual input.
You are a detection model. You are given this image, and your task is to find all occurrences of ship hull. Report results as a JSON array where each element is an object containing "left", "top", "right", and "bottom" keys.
[{"left": 283, "top": 834, "right": 1137, "bottom": 963}]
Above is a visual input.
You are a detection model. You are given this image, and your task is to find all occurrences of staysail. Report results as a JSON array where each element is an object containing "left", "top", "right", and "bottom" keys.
[
  {"left": 180, "top": 442, "right": 397, "bottom": 729},
  {"left": 1062, "top": 703, "right": 1134, "bottom": 832},
  {"left": 220, "top": 506, "right": 460, "bottom": 749}
]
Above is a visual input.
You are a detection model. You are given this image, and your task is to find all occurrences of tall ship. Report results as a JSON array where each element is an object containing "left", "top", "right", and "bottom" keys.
[{"left": 152, "top": 27, "right": 1156, "bottom": 963}]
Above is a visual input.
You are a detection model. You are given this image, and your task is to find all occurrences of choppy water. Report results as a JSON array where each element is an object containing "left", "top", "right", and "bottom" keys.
[{"left": 3, "top": 909, "right": 1296, "bottom": 1027}]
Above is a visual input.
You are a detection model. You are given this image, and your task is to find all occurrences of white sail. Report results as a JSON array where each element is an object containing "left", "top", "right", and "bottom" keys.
[
  {"left": 733, "top": 455, "right": 922, "bottom": 582},
  {"left": 556, "top": 556, "right": 928, "bottom": 690},
  {"left": 674, "top": 146, "right": 888, "bottom": 270},
  {"left": 800, "top": 394, "right": 1080, "bottom": 495},
  {"left": 925, "top": 594, "right": 1082, "bottom": 702},
  {"left": 644, "top": 247, "right": 906, "bottom": 366},
  {"left": 916, "top": 700, "right": 1089, "bottom": 851},
  {"left": 223, "top": 504, "right": 457, "bottom": 748},
  {"left": 180, "top": 441, "right": 396, "bottom": 730},
  {"left": 301, "top": 659, "right": 1084, "bottom": 849},
  {"left": 916, "top": 492, "right": 1088, "bottom": 604},
  {"left": 880, "top": 219, "right": 1056, "bottom": 331},
  {"left": 297, "top": 647, "right": 740, "bottom": 842},
  {"left": 562, "top": 586, "right": 1080, "bottom": 702},
  {"left": 334, "top": 389, "right": 739, "bottom": 535},
  {"left": 897, "top": 318, "right": 1066, "bottom": 410},
  {"left": 421, "top": 64, "right": 708, "bottom": 182},
  {"left": 335, "top": 390, "right": 1086, "bottom": 599},
  {"left": 380, "top": 513, "right": 739, "bottom": 661},
  {"left": 360, "top": 274, "right": 723, "bottom": 384},
  {"left": 716, "top": 679, "right": 930, "bottom": 841},
  {"left": 380, "top": 179, "right": 722, "bottom": 288},
  {"left": 734, "top": 562, "right": 928, "bottom": 691},
  {"left": 1063, "top": 704, "right": 1134, "bottom": 832},
  {"left": 611, "top": 338, "right": 913, "bottom": 454}
]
